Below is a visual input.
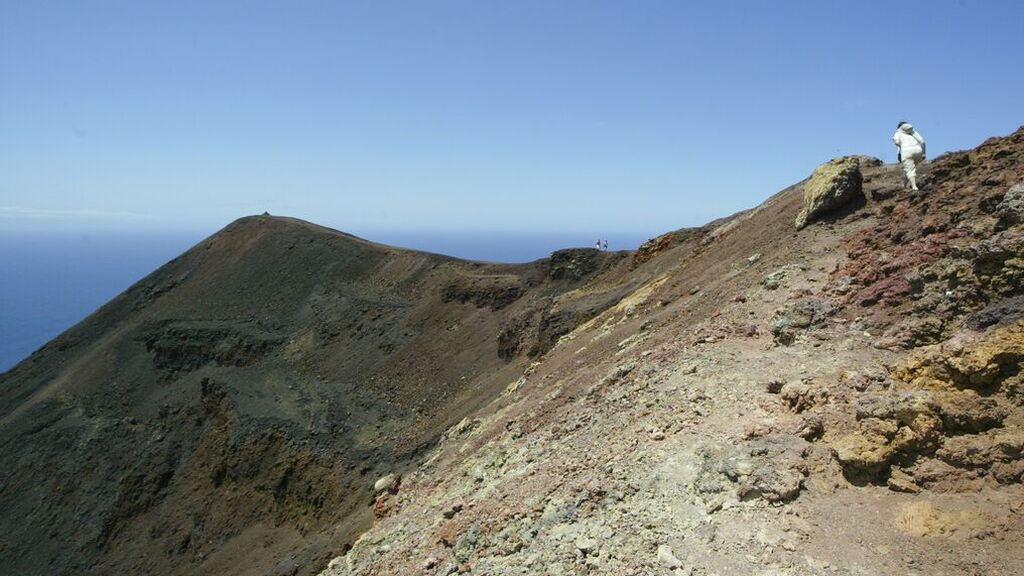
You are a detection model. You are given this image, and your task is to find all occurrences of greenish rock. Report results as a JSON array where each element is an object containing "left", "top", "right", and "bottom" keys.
[{"left": 795, "top": 156, "right": 864, "bottom": 230}]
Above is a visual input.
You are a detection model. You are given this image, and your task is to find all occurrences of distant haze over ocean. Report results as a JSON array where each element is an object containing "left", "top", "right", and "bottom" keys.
[{"left": 0, "top": 226, "right": 650, "bottom": 371}]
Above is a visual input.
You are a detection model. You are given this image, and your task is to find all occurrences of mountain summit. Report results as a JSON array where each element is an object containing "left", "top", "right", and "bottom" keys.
[
  {"left": 2, "top": 127, "right": 1023, "bottom": 575},
  {"left": 0, "top": 213, "right": 655, "bottom": 574}
]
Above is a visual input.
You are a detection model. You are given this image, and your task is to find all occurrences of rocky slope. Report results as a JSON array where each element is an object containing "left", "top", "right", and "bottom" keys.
[
  {"left": 313, "top": 127, "right": 1024, "bottom": 576},
  {"left": 0, "top": 218, "right": 664, "bottom": 575},
  {"left": 2, "top": 127, "right": 1022, "bottom": 576}
]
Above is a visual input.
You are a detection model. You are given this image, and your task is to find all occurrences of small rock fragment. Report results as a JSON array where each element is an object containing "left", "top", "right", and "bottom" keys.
[
  {"left": 886, "top": 468, "right": 921, "bottom": 493},
  {"left": 373, "top": 473, "right": 398, "bottom": 494},
  {"left": 761, "top": 268, "right": 787, "bottom": 290},
  {"left": 575, "top": 536, "right": 598, "bottom": 554},
  {"left": 442, "top": 503, "right": 463, "bottom": 519},
  {"left": 657, "top": 544, "right": 682, "bottom": 569}
]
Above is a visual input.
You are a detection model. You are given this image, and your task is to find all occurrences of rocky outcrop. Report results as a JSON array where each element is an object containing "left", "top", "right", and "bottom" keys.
[
  {"left": 709, "top": 435, "right": 812, "bottom": 503},
  {"left": 631, "top": 229, "right": 696, "bottom": 267},
  {"left": 830, "top": 322, "right": 1024, "bottom": 491},
  {"left": 997, "top": 181, "right": 1024, "bottom": 227},
  {"left": 441, "top": 274, "right": 525, "bottom": 310},
  {"left": 875, "top": 317, "right": 945, "bottom": 350},
  {"left": 892, "top": 322, "right": 1024, "bottom": 395},
  {"left": 546, "top": 248, "right": 602, "bottom": 280},
  {"left": 836, "top": 127, "right": 1024, "bottom": 318},
  {"left": 770, "top": 298, "right": 835, "bottom": 344},
  {"left": 141, "top": 320, "right": 284, "bottom": 376},
  {"left": 794, "top": 157, "right": 865, "bottom": 229}
]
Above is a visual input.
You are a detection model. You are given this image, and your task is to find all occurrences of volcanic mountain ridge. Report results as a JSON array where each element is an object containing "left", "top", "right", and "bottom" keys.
[{"left": 2, "top": 126, "right": 1023, "bottom": 576}]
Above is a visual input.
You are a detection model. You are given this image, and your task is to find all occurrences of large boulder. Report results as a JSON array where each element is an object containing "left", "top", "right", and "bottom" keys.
[{"left": 795, "top": 156, "right": 864, "bottom": 229}]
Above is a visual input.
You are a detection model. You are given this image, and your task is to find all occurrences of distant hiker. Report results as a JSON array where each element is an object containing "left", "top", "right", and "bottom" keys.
[
  {"left": 602, "top": 240, "right": 608, "bottom": 251},
  {"left": 596, "top": 239, "right": 602, "bottom": 250},
  {"left": 893, "top": 121, "right": 926, "bottom": 192}
]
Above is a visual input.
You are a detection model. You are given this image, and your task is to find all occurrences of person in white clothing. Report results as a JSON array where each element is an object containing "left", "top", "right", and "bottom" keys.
[{"left": 893, "top": 121, "right": 927, "bottom": 191}]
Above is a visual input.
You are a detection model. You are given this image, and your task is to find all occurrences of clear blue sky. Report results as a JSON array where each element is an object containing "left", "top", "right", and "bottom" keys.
[{"left": 2, "top": 0, "right": 1022, "bottom": 237}]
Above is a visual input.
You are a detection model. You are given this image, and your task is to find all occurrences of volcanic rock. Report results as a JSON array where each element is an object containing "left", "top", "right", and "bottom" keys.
[{"left": 795, "top": 156, "right": 864, "bottom": 229}]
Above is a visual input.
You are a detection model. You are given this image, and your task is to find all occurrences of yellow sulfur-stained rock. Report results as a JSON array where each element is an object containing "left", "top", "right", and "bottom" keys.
[{"left": 795, "top": 156, "right": 864, "bottom": 229}]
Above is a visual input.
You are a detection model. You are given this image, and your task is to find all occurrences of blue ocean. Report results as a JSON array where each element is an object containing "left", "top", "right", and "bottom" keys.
[{"left": 0, "top": 228, "right": 649, "bottom": 372}]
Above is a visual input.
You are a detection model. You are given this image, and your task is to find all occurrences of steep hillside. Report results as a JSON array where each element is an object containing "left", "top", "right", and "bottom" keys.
[
  {"left": 2, "top": 127, "right": 1022, "bottom": 576},
  {"left": 0, "top": 217, "right": 663, "bottom": 575},
  {"left": 312, "top": 127, "right": 1024, "bottom": 575}
]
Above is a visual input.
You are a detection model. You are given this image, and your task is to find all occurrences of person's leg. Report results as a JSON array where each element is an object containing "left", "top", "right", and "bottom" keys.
[{"left": 902, "top": 157, "right": 919, "bottom": 190}]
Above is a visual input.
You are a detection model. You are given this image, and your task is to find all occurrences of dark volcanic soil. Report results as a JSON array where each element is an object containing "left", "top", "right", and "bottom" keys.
[{"left": 0, "top": 217, "right": 664, "bottom": 576}]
